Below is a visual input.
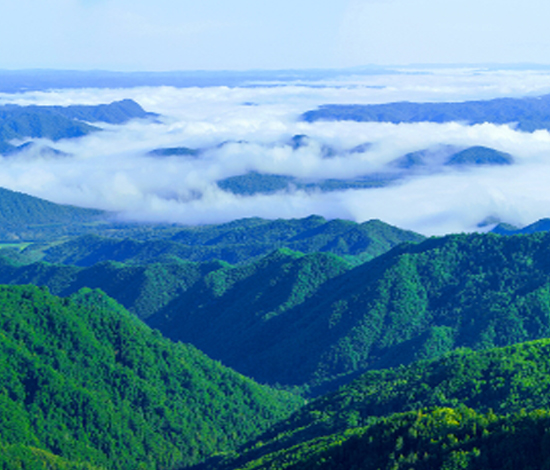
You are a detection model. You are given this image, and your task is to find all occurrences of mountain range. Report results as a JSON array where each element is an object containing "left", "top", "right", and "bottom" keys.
[
  {"left": 4, "top": 185, "right": 550, "bottom": 468},
  {"left": 302, "top": 93, "right": 550, "bottom": 131}
]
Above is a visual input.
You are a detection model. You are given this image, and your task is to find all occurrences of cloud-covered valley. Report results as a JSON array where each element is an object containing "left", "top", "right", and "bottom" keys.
[{"left": 2, "top": 68, "right": 550, "bottom": 235}]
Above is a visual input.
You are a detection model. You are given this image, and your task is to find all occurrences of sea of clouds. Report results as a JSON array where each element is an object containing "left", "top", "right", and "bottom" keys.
[{"left": 2, "top": 67, "right": 550, "bottom": 235}]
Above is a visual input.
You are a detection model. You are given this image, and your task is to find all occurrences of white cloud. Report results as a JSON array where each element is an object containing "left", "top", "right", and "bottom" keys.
[{"left": 2, "top": 70, "right": 550, "bottom": 235}]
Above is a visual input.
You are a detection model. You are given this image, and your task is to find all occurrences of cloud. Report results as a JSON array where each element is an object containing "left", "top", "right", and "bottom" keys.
[{"left": 2, "top": 69, "right": 550, "bottom": 235}]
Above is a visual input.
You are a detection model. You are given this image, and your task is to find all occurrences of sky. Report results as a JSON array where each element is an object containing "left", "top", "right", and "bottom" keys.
[{"left": 2, "top": 0, "right": 550, "bottom": 71}]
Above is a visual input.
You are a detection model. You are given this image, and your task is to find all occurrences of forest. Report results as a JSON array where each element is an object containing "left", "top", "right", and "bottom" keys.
[{"left": 4, "top": 98, "right": 550, "bottom": 469}]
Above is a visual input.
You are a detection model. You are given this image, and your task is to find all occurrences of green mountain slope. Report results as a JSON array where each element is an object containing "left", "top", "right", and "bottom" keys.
[
  {"left": 202, "top": 338, "right": 550, "bottom": 470},
  {"left": 208, "top": 407, "right": 550, "bottom": 470},
  {"left": 8, "top": 231, "right": 550, "bottom": 394},
  {"left": 32, "top": 216, "right": 424, "bottom": 266},
  {"left": 0, "top": 257, "right": 227, "bottom": 320},
  {"left": 0, "top": 187, "right": 104, "bottom": 226},
  {"left": 0, "top": 285, "right": 302, "bottom": 470},
  {"left": 150, "top": 231, "right": 550, "bottom": 390}
]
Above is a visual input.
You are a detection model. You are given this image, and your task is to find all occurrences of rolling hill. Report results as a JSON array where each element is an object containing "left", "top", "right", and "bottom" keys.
[{"left": 0, "top": 285, "right": 302, "bottom": 470}]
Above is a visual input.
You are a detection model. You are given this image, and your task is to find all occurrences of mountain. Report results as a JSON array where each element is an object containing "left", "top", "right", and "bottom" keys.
[
  {"left": 147, "top": 147, "right": 200, "bottom": 157},
  {"left": 302, "top": 93, "right": 550, "bottom": 131},
  {"left": 145, "top": 231, "right": 550, "bottom": 391},
  {"left": 0, "top": 99, "right": 156, "bottom": 154},
  {"left": 200, "top": 338, "right": 550, "bottom": 470},
  {"left": 45, "top": 98, "right": 157, "bottom": 124},
  {"left": 492, "top": 217, "right": 550, "bottom": 235},
  {"left": 0, "top": 284, "right": 302, "bottom": 470},
  {"left": 26, "top": 216, "right": 424, "bottom": 266},
  {"left": 8, "top": 230, "right": 550, "bottom": 394},
  {"left": 217, "top": 172, "right": 396, "bottom": 195},
  {"left": 0, "top": 187, "right": 105, "bottom": 234},
  {"left": 445, "top": 146, "right": 514, "bottom": 166},
  {"left": 202, "top": 407, "right": 550, "bottom": 470}
]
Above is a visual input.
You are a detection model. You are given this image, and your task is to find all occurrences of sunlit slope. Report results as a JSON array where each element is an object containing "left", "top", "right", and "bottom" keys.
[
  {"left": 200, "top": 338, "right": 550, "bottom": 470},
  {"left": 0, "top": 285, "right": 302, "bottom": 470},
  {"left": 151, "top": 231, "right": 550, "bottom": 389},
  {"left": 5, "top": 232, "right": 550, "bottom": 392}
]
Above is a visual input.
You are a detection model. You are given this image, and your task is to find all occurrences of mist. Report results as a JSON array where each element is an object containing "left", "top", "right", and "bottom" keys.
[{"left": 2, "top": 68, "right": 550, "bottom": 235}]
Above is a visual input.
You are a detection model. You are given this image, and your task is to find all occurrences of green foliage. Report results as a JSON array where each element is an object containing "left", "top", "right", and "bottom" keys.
[
  {"left": 204, "top": 339, "right": 550, "bottom": 469},
  {"left": 33, "top": 216, "right": 424, "bottom": 266},
  {"left": 0, "top": 187, "right": 104, "bottom": 228},
  {"left": 0, "top": 285, "right": 302, "bottom": 470},
  {"left": 216, "top": 407, "right": 550, "bottom": 470},
  {"left": 11, "top": 231, "right": 550, "bottom": 393}
]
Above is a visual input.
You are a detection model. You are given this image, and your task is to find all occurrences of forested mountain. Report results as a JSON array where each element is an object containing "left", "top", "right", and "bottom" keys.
[
  {"left": 201, "top": 338, "right": 550, "bottom": 470},
  {"left": 20, "top": 215, "right": 424, "bottom": 265},
  {"left": 8, "top": 230, "right": 550, "bottom": 395},
  {"left": 0, "top": 285, "right": 302, "bottom": 470},
  {"left": 142, "top": 231, "right": 550, "bottom": 391},
  {"left": 0, "top": 187, "right": 105, "bottom": 230},
  {"left": 0, "top": 99, "right": 156, "bottom": 154},
  {"left": 302, "top": 93, "right": 550, "bottom": 131}
]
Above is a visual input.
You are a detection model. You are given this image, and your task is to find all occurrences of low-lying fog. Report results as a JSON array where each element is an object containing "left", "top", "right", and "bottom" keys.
[{"left": 2, "top": 67, "right": 550, "bottom": 235}]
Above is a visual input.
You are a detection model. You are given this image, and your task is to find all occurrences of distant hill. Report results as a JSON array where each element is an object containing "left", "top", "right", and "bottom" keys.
[
  {"left": 217, "top": 145, "right": 515, "bottom": 197},
  {"left": 0, "top": 285, "right": 302, "bottom": 470},
  {"left": 446, "top": 146, "right": 513, "bottom": 166},
  {"left": 492, "top": 217, "right": 550, "bottom": 235},
  {"left": 302, "top": 93, "right": 550, "bottom": 131},
  {"left": 0, "top": 99, "right": 156, "bottom": 154},
  {"left": 0, "top": 187, "right": 105, "bottom": 233},
  {"left": 31, "top": 216, "right": 425, "bottom": 266},
  {"left": 147, "top": 146, "right": 199, "bottom": 157},
  {"left": 217, "top": 172, "right": 396, "bottom": 195}
]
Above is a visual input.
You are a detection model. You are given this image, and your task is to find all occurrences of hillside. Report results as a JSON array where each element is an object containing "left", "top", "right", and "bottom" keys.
[
  {"left": 0, "top": 99, "right": 156, "bottom": 154},
  {"left": 30, "top": 216, "right": 424, "bottom": 265},
  {"left": 147, "top": 231, "right": 550, "bottom": 391},
  {"left": 200, "top": 338, "right": 550, "bottom": 469},
  {"left": 0, "top": 187, "right": 105, "bottom": 238},
  {"left": 8, "top": 230, "right": 550, "bottom": 393},
  {"left": 0, "top": 285, "right": 302, "bottom": 470},
  {"left": 302, "top": 93, "right": 550, "bottom": 131}
]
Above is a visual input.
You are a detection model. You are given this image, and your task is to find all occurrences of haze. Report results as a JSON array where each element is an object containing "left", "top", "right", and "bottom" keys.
[{"left": 2, "top": 0, "right": 550, "bottom": 70}]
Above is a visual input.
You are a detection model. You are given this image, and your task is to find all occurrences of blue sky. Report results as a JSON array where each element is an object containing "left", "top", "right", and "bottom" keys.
[{"left": 2, "top": 0, "right": 550, "bottom": 71}]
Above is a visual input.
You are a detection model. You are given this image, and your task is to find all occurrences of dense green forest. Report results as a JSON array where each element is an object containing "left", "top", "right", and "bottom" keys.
[
  {"left": 144, "top": 231, "right": 550, "bottom": 390},
  {"left": 9, "top": 214, "right": 423, "bottom": 265},
  {"left": 0, "top": 285, "right": 302, "bottom": 470},
  {"left": 200, "top": 338, "right": 550, "bottom": 469},
  {"left": 8, "top": 229, "right": 550, "bottom": 395},
  {"left": 5, "top": 185, "right": 550, "bottom": 468}
]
